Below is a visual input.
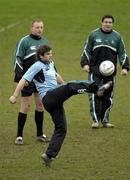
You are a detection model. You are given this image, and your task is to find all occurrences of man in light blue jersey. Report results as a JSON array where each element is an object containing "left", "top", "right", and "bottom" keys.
[
  {"left": 13, "top": 20, "right": 49, "bottom": 144},
  {"left": 10, "top": 45, "right": 112, "bottom": 167}
]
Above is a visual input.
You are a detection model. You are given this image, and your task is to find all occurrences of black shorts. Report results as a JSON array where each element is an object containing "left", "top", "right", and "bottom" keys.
[{"left": 21, "top": 82, "right": 38, "bottom": 97}]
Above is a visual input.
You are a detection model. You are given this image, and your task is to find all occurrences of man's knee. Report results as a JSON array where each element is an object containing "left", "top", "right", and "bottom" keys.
[
  {"left": 20, "top": 103, "right": 30, "bottom": 113},
  {"left": 20, "top": 97, "right": 31, "bottom": 113},
  {"left": 36, "top": 103, "right": 44, "bottom": 112}
]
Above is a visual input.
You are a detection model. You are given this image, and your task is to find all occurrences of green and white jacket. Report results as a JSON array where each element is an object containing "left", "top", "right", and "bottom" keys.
[
  {"left": 13, "top": 34, "right": 49, "bottom": 82},
  {"left": 80, "top": 28, "right": 129, "bottom": 75}
]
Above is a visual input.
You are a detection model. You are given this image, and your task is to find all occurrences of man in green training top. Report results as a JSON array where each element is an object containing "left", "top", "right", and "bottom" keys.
[
  {"left": 13, "top": 20, "right": 50, "bottom": 144},
  {"left": 80, "top": 14, "right": 129, "bottom": 128}
]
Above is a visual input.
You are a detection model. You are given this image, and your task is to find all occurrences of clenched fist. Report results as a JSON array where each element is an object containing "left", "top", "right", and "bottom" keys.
[{"left": 9, "top": 96, "right": 17, "bottom": 104}]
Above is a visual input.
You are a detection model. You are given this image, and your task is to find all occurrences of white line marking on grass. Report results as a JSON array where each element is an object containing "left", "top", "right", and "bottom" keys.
[
  {"left": 0, "top": 16, "right": 38, "bottom": 33},
  {"left": 0, "top": 21, "right": 22, "bottom": 33}
]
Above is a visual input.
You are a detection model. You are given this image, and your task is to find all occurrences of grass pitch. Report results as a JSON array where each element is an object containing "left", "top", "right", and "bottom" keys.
[{"left": 0, "top": 0, "right": 130, "bottom": 179}]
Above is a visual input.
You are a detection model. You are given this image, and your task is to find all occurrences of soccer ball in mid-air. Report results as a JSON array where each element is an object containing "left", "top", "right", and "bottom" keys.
[{"left": 99, "top": 60, "right": 115, "bottom": 76}]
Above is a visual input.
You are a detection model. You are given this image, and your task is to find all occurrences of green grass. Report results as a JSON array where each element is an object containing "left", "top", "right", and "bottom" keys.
[{"left": 1, "top": 0, "right": 130, "bottom": 179}]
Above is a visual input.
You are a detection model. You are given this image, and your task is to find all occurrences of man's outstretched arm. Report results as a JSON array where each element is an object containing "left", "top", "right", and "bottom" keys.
[{"left": 9, "top": 78, "right": 28, "bottom": 104}]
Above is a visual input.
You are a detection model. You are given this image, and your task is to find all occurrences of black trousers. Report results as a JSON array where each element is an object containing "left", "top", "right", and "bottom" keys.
[{"left": 42, "top": 80, "right": 98, "bottom": 158}]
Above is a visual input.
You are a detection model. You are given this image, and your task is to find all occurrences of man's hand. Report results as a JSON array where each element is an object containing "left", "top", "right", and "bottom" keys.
[
  {"left": 56, "top": 73, "right": 64, "bottom": 84},
  {"left": 83, "top": 65, "right": 90, "bottom": 72},
  {"left": 9, "top": 96, "right": 17, "bottom": 104},
  {"left": 121, "top": 69, "right": 128, "bottom": 76}
]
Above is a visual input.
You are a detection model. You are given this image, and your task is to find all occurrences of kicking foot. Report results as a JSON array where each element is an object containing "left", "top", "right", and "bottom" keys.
[{"left": 97, "top": 81, "right": 112, "bottom": 97}]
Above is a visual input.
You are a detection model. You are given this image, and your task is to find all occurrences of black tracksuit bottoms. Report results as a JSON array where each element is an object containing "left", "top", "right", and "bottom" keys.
[{"left": 42, "top": 80, "right": 98, "bottom": 158}]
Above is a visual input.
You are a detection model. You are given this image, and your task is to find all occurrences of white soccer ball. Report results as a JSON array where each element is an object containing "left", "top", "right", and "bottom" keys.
[{"left": 99, "top": 60, "right": 115, "bottom": 76}]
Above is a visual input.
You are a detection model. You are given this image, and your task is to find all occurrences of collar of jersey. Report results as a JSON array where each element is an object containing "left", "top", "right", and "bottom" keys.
[
  {"left": 38, "top": 59, "right": 51, "bottom": 65},
  {"left": 30, "top": 34, "right": 42, "bottom": 40},
  {"left": 100, "top": 28, "right": 113, "bottom": 34}
]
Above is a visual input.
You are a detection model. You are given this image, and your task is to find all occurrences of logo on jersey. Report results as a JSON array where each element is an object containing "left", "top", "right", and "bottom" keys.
[
  {"left": 30, "top": 46, "right": 36, "bottom": 50},
  {"left": 96, "top": 39, "right": 102, "bottom": 43}
]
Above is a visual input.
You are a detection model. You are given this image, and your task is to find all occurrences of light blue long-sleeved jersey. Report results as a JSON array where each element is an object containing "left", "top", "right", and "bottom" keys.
[{"left": 23, "top": 60, "right": 57, "bottom": 100}]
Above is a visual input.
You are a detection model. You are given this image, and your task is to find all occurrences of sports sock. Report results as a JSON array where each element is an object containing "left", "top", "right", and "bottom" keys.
[
  {"left": 17, "top": 112, "right": 27, "bottom": 137},
  {"left": 35, "top": 110, "right": 44, "bottom": 136}
]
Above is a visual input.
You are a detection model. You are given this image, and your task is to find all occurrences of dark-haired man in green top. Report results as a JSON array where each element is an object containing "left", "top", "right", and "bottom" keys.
[{"left": 80, "top": 14, "right": 129, "bottom": 128}]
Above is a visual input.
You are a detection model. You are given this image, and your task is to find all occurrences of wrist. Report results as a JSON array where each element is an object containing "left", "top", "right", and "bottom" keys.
[{"left": 13, "top": 94, "right": 18, "bottom": 98}]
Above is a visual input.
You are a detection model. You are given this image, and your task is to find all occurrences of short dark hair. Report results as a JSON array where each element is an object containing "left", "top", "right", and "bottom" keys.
[
  {"left": 37, "top": 45, "right": 52, "bottom": 59},
  {"left": 101, "top": 14, "right": 114, "bottom": 23}
]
